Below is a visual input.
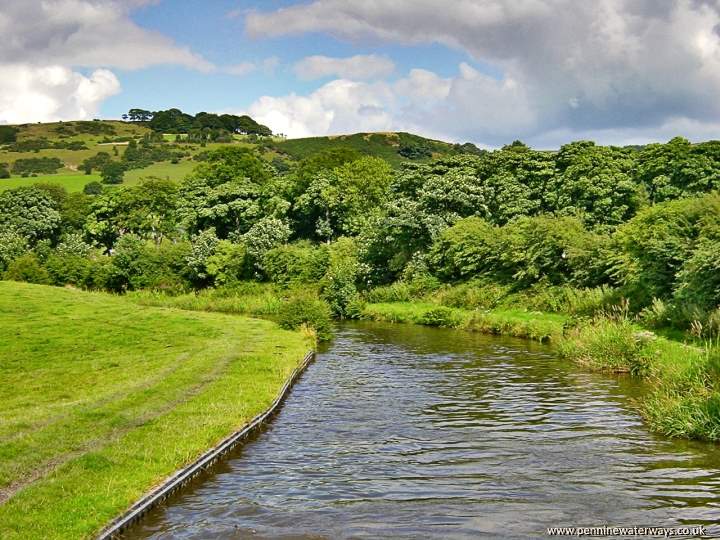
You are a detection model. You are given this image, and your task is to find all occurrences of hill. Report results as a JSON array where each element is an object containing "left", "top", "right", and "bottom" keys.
[
  {"left": 0, "top": 119, "right": 480, "bottom": 193},
  {"left": 0, "top": 281, "right": 310, "bottom": 539},
  {"left": 270, "top": 131, "right": 481, "bottom": 166}
]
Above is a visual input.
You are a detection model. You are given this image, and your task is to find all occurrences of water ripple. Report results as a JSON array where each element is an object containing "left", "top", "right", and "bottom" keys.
[{"left": 125, "top": 322, "right": 720, "bottom": 540}]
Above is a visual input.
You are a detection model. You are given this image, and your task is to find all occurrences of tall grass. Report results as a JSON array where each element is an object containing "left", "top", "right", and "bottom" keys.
[
  {"left": 361, "top": 302, "right": 567, "bottom": 343},
  {"left": 128, "top": 282, "right": 289, "bottom": 317}
]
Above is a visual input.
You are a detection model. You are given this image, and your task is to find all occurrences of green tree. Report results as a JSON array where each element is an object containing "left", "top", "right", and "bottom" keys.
[
  {"left": 81, "top": 151, "right": 111, "bottom": 174},
  {"left": 127, "top": 108, "right": 153, "bottom": 122},
  {"left": 635, "top": 137, "right": 720, "bottom": 203},
  {"left": 295, "top": 157, "right": 392, "bottom": 241},
  {"left": 551, "top": 141, "right": 643, "bottom": 227},
  {"left": 85, "top": 179, "right": 179, "bottom": 248},
  {"left": 179, "top": 148, "right": 275, "bottom": 237},
  {"left": 609, "top": 193, "right": 720, "bottom": 306},
  {"left": 0, "top": 187, "right": 61, "bottom": 242},
  {"left": 100, "top": 161, "right": 125, "bottom": 184}
]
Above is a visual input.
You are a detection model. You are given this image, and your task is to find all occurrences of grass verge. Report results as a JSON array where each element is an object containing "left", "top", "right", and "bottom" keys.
[
  {"left": 0, "top": 281, "right": 312, "bottom": 539},
  {"left": 362, "top": 302, "right": 568, "bottom": 342}
]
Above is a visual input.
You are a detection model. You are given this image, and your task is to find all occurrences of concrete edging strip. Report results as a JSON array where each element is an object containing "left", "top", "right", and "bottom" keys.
[{"left": 96, "top": 350, "right": 316, "bottom": 539}]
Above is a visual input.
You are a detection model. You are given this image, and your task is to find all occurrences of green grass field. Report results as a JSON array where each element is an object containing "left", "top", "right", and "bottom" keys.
[
  {"left": 0, "top": 173, "right": 100, "bottom": 193},
  {"left": 123, "top": 159, "right": 196, "bottom": 184},
  {"left": 0, "top": 159, "right": 197, "bottom": 193},
  {"left": 0, "top": 282, "right": 311, "bottom": 539}
]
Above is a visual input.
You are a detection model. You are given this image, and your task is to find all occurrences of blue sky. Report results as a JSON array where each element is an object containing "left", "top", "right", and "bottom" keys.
[
  {"left": 103, "top": 0, "right": 477, "bottom": 119},
  {"left": 3, "top": 1, "right": 720, "bottom": 148}
]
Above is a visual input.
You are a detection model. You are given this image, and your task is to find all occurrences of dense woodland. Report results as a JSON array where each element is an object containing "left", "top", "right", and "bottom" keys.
[{"left": 1, "top": 135, "right": 720, "bottom": 336}]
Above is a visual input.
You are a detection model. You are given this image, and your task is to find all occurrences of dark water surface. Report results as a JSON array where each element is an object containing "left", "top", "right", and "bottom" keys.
[{"left": 125, "top": 322, "right": 720, "bottom": 539}]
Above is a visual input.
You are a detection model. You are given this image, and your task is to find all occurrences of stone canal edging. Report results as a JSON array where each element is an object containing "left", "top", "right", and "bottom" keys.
[{"left": 96, "top": 350, "right": 316, "bottom": 539}]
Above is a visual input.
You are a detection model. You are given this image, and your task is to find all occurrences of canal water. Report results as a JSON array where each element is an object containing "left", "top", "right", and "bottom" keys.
[{"left": 126, "top": 322, "right": 720, "bottom": 539}]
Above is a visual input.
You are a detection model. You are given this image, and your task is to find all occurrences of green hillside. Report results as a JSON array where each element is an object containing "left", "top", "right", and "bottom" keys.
[
  {"left": 0, "top": 119, "right": 480, "bottom": 193},
  {"left": 271, "top": 131, "right": 479, "bottom": 166},
  {"left": 0, "top": 281, "right": 310, "bottom": 539}
]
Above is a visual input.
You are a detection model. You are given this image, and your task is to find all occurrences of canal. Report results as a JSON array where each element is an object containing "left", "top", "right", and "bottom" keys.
[{"left": 126, "top": 322, "right": 720, "bottom": 539}]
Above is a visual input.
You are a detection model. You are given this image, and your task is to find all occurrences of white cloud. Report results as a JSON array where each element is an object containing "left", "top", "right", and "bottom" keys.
[
  {"left": 293, "top": 54, "right": 395, "bottom": 80},
  {"left": 0, "top": 0, "right": 211, "bottom": 124},
  {"left": 248, "top": 79, "right": 396, "bottom": 137},
  {"left": 245, "top": 63, "right": 530, "bottom": 142},
  {"left": 246, "top": 0, "right": 720, "bottom": 146},
  {"left": 1, "top": 0, "right": 212, "bottom": 71},
  {"left": 0, "top": 65, "right": 121, "bottom": 124}
]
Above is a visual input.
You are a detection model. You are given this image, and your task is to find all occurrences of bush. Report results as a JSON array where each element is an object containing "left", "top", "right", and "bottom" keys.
[
  {"left": 11, "top": 157, "right": 63, "bottom": 175},
  {"left": 107, "top": 236, "right": 191, "bottom": 292},
  {"left": 278, "top": 294, "right": 333, "bottom": 341},
  {"left": 428, "top": 215, "right": 605, "bottom": 288},
  {"left": 0, "top": 231, "right": 28, "bottom": 272},
  {"left": 518, "top": 284, "right": 616, "bottom": 315},
  {"left": 500, "top": 214, "right": 602, "bottom": 287},
  {"left": 673, "top": 236, "right": 720, "bottom": 313},
  {"left": 44, "top": 253, "right": 94, "bottom": 287},
  {"left": 436, "top": 280, "right": 510, "bottom": 310},
  {"left": 609, "top": 193, "right": 720, "bottom": 307},
  {"left": 3, "top": 254, "right": 51, "bottom": 284},
  {"left": 418, "top": 306, "right": 463, "bottom": 327},
  {"left": 262, "top": 242, "right": 328, "bottom": 285},
  {"left": 320, "top": 238, "right": 361, "bottom": 318},
  {"left": 205, "top": 240, "right": 251, "bottom": 286},
  {"left": 428, "top": 217, "right": 506, "bottom": 281},
  {"left": 83, "top": 181, "right": 104, "bottom": 195},
  {"left": 365, "top": 282, "right": 413, "bottom": 303}
]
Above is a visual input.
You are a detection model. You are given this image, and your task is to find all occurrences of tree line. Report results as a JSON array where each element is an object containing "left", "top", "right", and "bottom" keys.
[
  {"left": 1, "top": 136, "right": 720, "bottom": 333},
  {"left": 122, "top": 108, "right": 272, "bottom": 136}
]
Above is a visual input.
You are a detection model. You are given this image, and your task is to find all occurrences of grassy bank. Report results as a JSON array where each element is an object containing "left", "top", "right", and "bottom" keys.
[
  {"left": 128, "top": 282, "right": 287, "bottom": 318},
  {"left": 362, "top": 302, "right": 568, "bottom": 342},
  {"left": 361, "top": 299, "right": 720, "bottom": 442},
  {"left": 0, "top": 282, "right": 312, "bottom": 539}
]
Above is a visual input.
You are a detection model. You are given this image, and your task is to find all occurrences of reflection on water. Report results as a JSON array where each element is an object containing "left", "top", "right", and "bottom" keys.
[{"left": 125, "top": 322, "right": 720, "bottom": 539}]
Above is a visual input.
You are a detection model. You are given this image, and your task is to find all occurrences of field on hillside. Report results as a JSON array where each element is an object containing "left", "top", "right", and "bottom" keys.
[
  {"left": 0, "top": 282, "right": 311, "bottom": 539},
  {"left": 0, "top": 121, "right": 472, "bottom": 194},
  {"left": 0, "top": 173, "right": 101, "bottom": 193},
  {"left": 272, "top": 131, "right": 465, "bottom": 166},
  {"left": 0, "top": 121, "right": 234, "bottom": 192},
  {"left": 0, "top": 160, "right": 198, "bottom": 193}
]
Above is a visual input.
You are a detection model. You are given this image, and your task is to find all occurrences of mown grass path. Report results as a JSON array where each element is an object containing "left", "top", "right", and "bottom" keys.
[{"left": 0, "top": 282, "right": 311, "bottom": 539}]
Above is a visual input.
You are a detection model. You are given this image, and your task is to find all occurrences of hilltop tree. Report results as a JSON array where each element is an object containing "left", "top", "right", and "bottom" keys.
[{"left": 127, "top": 108, "right": 153, "bottom": 122}]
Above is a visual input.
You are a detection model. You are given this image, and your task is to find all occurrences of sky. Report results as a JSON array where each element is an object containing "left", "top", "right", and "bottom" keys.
[{"left": 2, "top": 0, "right": 720, "bottom": 148}]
